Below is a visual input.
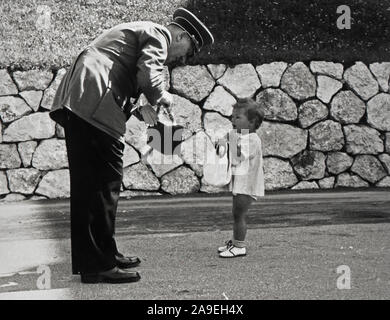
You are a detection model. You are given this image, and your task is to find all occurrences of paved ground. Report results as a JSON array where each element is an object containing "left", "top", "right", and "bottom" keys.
[{"left": 0, "top": 188, "right": 389, "bottom": 300}]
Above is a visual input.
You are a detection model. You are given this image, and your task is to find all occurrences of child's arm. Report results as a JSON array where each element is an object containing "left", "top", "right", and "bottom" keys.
[
  {"left": 231, "top": 134, "right": 258, "bottom": 164},
  {"left": 230, "top": 131, "right": 242, "bottom": 164}
]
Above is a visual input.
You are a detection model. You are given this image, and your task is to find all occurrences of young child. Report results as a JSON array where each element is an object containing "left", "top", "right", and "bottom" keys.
[{"left": 217, "top": 98, "right": 265, "bottom": 258}]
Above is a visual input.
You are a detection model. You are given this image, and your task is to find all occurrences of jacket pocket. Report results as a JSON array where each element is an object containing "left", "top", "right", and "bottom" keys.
[{"left": 92, "top": 87, "right": 126, "bottom": 136}]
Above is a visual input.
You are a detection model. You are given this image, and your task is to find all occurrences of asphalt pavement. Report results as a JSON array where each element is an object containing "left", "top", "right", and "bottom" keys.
[{"left": 0, "top": 188, "right": 389, "bottom": 300}]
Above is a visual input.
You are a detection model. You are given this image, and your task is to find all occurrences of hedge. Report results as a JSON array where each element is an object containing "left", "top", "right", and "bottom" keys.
[{"left": 0, "top": 0, "right": 389, "bottom": 70}]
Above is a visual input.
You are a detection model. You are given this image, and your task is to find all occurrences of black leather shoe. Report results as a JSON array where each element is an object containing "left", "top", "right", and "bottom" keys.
[
  {"left": 115, "top": 253, "right": 141, "bottom": 269},
  {"left": 81, "top": 267, "right": 141, "bottom": 284}
]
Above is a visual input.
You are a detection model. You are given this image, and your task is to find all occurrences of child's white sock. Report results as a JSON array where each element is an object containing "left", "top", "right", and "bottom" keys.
[{"left": 232, "top": 239, "right": 246, "bottom": 248}]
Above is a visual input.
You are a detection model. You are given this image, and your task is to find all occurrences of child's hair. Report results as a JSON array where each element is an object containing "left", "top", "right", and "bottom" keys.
[{"left": 233, "top": 98, "right": 265, "bottom": 129}]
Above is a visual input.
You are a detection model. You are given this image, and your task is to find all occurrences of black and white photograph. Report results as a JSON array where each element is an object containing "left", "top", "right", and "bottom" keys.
[{"left": 0, "top": 0, "right": 389, "bottom": 307}]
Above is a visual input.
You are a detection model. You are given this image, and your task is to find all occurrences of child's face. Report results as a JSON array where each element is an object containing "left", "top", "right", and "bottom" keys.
[{"left": 232, "top": 108, "right": 253, "bottom": 133}]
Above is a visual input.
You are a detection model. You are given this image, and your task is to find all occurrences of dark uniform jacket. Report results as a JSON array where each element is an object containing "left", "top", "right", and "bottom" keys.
[{"left": 50, "top": 21, "right": 172, "bottom": 141}]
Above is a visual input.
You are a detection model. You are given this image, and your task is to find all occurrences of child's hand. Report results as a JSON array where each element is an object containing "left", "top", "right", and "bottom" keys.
[
  {"left": 229, "top": 131, "right": 242, "bottom": 162},
  {"left": 216, "top": 137, "right": 228, "bottom": 157}
]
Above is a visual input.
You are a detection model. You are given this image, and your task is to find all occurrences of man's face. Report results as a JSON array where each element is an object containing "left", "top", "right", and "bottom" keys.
[{"left": 165, "top": 32, "right": 195, "bottom": 65}]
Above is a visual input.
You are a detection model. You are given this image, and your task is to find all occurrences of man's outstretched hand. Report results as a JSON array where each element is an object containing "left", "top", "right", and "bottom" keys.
[
  {"left": 139, "top": 91, "right": 173, "bottom": 126},
  {"left": 157, "top": 91, "right": 173, "bottom": 108},
  {"left": 139, "top": 104, "right": 158, "bottom": 126}
]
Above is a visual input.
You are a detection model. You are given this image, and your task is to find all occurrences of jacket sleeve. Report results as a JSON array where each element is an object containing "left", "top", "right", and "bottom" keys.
[{"left": 136, "top": 28, "right": 168, "bottom": 105}]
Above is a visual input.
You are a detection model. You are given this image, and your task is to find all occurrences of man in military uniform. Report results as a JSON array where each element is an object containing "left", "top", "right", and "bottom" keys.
[{"left": 50, "top": 8, "right": 214, "bottom": 284}]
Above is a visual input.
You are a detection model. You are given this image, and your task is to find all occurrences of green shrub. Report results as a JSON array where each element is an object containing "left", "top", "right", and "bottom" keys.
[
  {"left": 0, "top": 0, "right": 389, "bottom": 70},
  {"left": 0, "top": 0, "right": 186, "bottom": 70},
  {"left": 189, "top": 0, "right": 390, "bottom": 65}
]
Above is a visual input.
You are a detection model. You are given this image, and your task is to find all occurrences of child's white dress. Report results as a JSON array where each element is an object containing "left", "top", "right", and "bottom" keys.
[{"left": 229, "top": 132, "right": 264, "bottom": 200}]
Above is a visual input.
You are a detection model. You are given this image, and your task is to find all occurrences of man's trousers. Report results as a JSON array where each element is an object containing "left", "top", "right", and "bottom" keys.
[{"left": 63, "top": 110, "right": 124, "bottom": 274}]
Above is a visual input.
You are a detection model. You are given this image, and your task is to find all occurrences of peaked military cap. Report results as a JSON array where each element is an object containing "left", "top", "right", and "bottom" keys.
[{"left": 170, "top": 7, "right": 214, "bottom": 53}]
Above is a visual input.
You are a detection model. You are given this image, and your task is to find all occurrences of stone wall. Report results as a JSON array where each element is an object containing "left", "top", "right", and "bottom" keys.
[{"left": 1, "top": 61, "right": 390, "bottom": 202}]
